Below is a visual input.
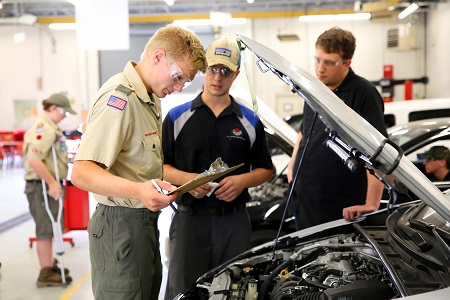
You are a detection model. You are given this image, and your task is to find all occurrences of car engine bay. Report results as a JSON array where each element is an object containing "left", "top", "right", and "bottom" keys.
[
  {"left": 180, "top": 204, "right": 450, "bottom": 300},
  {"left": 203, "top": 233, "right": 397, "bottom": 300}
]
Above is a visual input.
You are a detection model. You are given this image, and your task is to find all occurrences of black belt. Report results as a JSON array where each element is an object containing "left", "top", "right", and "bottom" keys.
[
  {"left": 26, "top": 180, "right": 65, "bottom": 184},
  {"left": 177, "top": 204, "right": 246, "bottom": 217}
]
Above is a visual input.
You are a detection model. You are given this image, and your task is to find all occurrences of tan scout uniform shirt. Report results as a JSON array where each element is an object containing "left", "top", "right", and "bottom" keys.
[
  {"left": 75, "top": 61, "right": 163, "bottom": 208},
  {"left": 23, "top": 114, "right": 69, "bottom": 181}
]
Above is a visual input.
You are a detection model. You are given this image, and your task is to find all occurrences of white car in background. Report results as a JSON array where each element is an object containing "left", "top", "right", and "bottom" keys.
[
  {"left": 384, "top": 98, "right": 450, "bottom": 128},
  {"left": 284, "top": 98, "right": 450, "bottom": 131}
]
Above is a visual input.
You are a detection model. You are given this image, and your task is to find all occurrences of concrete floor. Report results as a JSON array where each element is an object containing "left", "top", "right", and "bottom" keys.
[{"left": 0, "top": 166, "right": 173, "bottom": 300}]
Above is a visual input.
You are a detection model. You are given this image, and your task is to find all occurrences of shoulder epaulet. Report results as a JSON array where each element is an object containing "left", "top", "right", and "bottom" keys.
[{"left": 115, "top": 84, "right": 133, "bottom": 96}]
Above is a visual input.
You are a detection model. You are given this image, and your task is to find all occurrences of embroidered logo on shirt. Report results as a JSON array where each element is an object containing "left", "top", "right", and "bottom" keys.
[
  {"left": 232, "top": 127, "right": 242, "bottom": 137},
  {"left": 145, "top": 131, "right": 157, "bottom": 137},
  {"left": 227, "top": 127, "right": 245, "bottom": 141},
  {"left": 107, "top": 95, "right": 127, "bottom": 111}
]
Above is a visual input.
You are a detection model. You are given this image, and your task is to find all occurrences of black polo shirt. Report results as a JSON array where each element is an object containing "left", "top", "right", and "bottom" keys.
[
  {"left": 162, "top": 93, "right": 273, "bottom": 209},
  {"left": 292, "top": 68, "right": 388, "bottom": 229},
  {"left": 430, "top": 170, "right": 450, "bottom": 182}
]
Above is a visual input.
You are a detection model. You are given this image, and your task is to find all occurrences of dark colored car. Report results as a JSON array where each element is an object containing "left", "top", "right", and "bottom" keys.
[{"left": 176, "top": 35, "right": 450, "bottom": 300}]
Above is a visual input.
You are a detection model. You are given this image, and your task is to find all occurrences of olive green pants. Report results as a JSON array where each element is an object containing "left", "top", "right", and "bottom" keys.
[{"left": 88, "top": 204, "right": 161, "bottom": 300}]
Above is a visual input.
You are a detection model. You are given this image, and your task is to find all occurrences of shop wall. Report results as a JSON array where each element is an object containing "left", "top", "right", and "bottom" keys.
[
  {"left": 222, "top": 14, "right": 429, "bottom": 116},
  {"left": 0, "top": 3, "right": 449, "bottom": 131},
  {"left": 426, "top": 2, "right": 450, "bottom": 98},
  {"left": 0, "top": 26, "right": 85, "bottom": 131}
]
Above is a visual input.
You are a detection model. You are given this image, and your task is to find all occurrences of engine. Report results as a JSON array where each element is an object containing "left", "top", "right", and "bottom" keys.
[{"left": 195, "top": 234, "right": 398, "bottom": 300}]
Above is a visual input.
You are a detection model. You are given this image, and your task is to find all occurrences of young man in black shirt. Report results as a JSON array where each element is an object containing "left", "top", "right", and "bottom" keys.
[
  {"left": 162, "top": 38, "right": 273, "bottom": 299},
  {"left": 287, "top": 27, "right": 388, "bottom": 230}
]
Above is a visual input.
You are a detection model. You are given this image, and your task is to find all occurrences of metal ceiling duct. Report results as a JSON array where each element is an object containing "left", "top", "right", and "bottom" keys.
[{"left": 0, "top": 13, "right": 37, "bottom": 25}]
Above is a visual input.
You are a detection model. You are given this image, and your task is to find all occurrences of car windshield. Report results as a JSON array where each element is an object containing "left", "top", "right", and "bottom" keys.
[
  {"left": 413, "top": 200, "right": 450, "bottom": 233},
  {"left": 389, "top": 127, "right": 433, "bottom": 146}
]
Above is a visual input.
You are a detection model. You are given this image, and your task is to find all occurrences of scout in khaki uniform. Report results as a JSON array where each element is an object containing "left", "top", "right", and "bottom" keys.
[
  {"left": 71, "top": 24, "right": 207, "bottom": 300},
  {"left": 23, "top": 93, "right": 77, "bottom": 287}
]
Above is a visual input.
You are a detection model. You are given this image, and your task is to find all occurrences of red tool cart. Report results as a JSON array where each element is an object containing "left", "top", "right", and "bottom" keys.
[
  {"left": 64, "top": 180, "right": 90, "bottom": 232},
  {"left": 64, "top": 131, "right": 90, "bottom": 231}
]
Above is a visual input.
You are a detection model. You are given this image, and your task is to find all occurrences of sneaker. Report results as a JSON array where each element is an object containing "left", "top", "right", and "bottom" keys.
[
  {"left": 53, "top": 258, "right": 70, "bottom": 275},
  {"left": 36, "top": 267, "right": 73, "bottom": 287}
]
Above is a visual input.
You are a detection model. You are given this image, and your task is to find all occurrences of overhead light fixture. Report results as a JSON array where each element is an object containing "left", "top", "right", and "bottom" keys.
[
  {"left": 173, "top": 18, "right": 247, "bottom": 27},
  {"left": 0, "top": 3, "right": 3, "bottom": 10},
  {"left": 18, "top": 14, "right": 38, "bottom": 25},
  {"left": 247, "top": 0, "right": 254, "bottom": 3},
  {"left": 398, "top": 3, "right": 419, "bottom": 19},
  {"left": 299, "top": 13, "right": 371, "bottom": 22},
  {"left": 165, "top": 0, "right": 174, "bottom": 5},
  {"left": 353, "top": 0, "right": 362, "bottom": 12},
  {"left": 49, "top": 23, "right": 77, "bottom": 30}
]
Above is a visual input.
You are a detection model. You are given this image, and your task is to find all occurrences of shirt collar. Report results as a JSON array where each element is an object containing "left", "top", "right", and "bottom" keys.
[
  {"left": 42, "top": 114, "right": 59, "bottom": 130},
  {"left": 123, "top": 61, "right": 153, "bottom": 104},
  {"left": 334, "top": 67, "right": 355, "bottom": 92},
  {"left": 191, "top": 92, "right": 243, "bottom": 117}
]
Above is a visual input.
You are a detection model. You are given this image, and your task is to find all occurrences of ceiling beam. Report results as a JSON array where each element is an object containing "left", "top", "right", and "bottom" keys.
[{"left": 37, "top": 8, "right": 357, "bottom": 24}]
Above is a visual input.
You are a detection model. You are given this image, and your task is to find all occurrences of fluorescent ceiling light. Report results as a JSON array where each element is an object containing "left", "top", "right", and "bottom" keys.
[
  {"left": 173, "top": 18, "right": 247, "bottom": 27},
  {"left": 165, "top": 0, "right": 174, "bottom": 5},
  {"left": 49, "top": 23, "right": 77, "bottom": 30},
  {"left": 18, "top": 14, "right": 37, "bottom": 25},
  {"left": 299, "top": 13, "right": 371, "bottom": 22},
  {"left": 398, "top": 3, "right": 419, "bottom": 19}
]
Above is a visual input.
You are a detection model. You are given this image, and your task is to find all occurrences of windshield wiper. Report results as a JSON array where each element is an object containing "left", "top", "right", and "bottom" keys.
[
  {"left": 397, "top": 220, "right": 431, "bottom": 252},
  {"left": 410, "top": 219, "right": 450, "bottom": 261},
  {"left": 396, "top": 205, "right": 431, "bottom": 251}
]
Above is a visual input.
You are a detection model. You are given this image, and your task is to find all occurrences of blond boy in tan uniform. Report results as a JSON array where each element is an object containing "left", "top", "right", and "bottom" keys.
[{"left": 71, "top": 24, "right": 207, "bottom": 299}]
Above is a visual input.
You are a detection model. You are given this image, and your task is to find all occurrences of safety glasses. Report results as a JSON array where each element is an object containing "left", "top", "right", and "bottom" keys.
[
  {"left": 206, "top": 66, "right": 235, "bottom": 78},
  {"left": 56, "top": 107, "right": 70, "bottom": 118},
  {"left": 167, "top": 54, "right": 192, "bottom": 88},
  {"left": 313, "top": 56, "right": 346, "bottom": 68}
]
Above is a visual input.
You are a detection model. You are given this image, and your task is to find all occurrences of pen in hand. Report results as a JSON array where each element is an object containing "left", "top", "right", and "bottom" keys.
[{"left": 151, "top": 179, "right": 179, "bottom": 214}]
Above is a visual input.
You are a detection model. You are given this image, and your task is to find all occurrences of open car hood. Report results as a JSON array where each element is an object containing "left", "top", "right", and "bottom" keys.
[{"left": 236, "top": 34, "right": 450, "bottom": 221}]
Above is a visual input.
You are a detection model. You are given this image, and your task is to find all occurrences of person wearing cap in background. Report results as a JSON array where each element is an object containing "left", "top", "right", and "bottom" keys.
[
  {"left": 417, "top": 145, "right": 450, "bottom": 181},
  {"left": 162, "top": 38, "right": 273, "bottom": 299},
  {"left": 23, "top": 93, "right": 76, "bottom": 287},
  {"left": 71, "top": 24, "right": 206, "bottom": 299}
]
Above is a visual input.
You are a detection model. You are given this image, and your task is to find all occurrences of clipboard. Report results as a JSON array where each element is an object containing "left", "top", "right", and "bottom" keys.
[{"left": 167, "top": 163, "right": 244, "bottom": 195}]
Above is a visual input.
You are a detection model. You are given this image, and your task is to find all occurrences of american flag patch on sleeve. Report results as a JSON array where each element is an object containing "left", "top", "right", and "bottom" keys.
[{"left": 107, "top": 95, "right": 127, "bottom": 110}]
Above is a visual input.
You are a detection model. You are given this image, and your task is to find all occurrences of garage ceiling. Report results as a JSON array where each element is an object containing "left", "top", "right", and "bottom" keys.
[
  {"left": 0, "top": 0, "right": 364, "bottom": 18},
  {"left": 0, "top": 0, "right": 445, "bottom": 22}
]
